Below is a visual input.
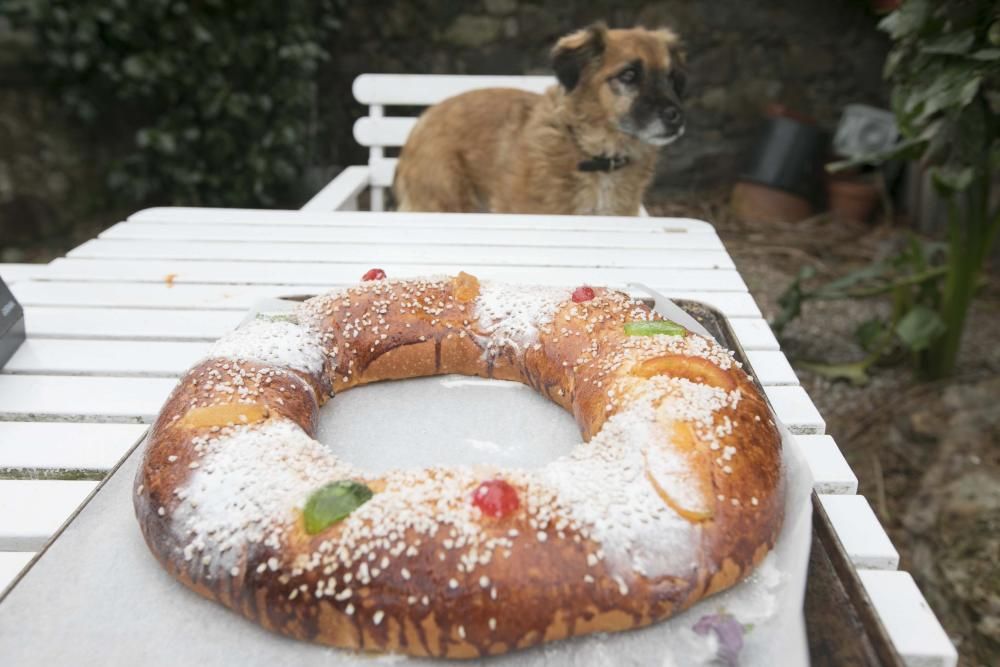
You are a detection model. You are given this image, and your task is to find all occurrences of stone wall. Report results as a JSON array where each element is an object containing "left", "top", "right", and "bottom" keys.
[{"left": 1, "top": 1, "right": 889, "bottom": 259}]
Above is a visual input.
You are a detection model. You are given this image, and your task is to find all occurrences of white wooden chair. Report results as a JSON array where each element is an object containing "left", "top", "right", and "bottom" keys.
[{"left": 303, "top": 74, "right": 614, "bottom": 214}]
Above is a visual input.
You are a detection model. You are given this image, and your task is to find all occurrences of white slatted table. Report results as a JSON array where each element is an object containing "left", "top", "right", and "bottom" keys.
[{"left": 0, "top": 207, "right": 955, "bottom": 666}]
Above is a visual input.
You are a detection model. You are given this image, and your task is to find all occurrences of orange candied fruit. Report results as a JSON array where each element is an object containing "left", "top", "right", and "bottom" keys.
[
  {"left": 451, "top": 271, "right": 481, "bottom": 303},
  {"left": 633, "top": 355, "right": 736, "bottom": 392}
]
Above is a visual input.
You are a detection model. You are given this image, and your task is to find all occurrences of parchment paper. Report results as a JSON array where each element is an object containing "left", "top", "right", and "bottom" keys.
[{"left": 0, "top": 300, "right": 811, "bottom": 667}]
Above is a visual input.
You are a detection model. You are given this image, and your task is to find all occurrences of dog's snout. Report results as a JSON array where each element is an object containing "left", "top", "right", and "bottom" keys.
[{"left": 663, "top": 106, "right": 683, "bottom": 125}]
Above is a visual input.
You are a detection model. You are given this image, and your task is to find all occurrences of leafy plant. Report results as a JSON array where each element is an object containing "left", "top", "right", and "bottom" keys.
[
  {"left": 773, "top": 237, "right": 951, "bottom": 385},
  {"left": 10, "top": 0, "right": 343, "bottom": 208},
  {"left": 802, "top": 0, "right": 999, "bottom": 380}
]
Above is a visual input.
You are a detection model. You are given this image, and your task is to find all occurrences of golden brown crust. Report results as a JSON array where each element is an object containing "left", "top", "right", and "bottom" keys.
[{"left": 134, "top": 276, "right": 784, "bottom": 658}]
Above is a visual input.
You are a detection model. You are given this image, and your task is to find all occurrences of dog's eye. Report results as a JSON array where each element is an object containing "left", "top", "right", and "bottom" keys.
[{"left": 617, "top": 67, "right": 639, "bottom": 85}]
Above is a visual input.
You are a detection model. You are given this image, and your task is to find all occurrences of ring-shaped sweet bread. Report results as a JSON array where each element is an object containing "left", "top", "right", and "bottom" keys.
[{"left": 134, "top": 271, "right": 783, "bottom": 659}]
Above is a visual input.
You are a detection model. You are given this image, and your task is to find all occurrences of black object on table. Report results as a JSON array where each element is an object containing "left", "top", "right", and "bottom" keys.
[{"left": 0, "top": 276, "right": 25, "bottom": 369}]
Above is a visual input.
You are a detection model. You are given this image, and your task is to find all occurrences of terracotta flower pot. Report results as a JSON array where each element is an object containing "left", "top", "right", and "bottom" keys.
[
  {"left": 826, "top": 175, "right": 880, "bottom": 223},
  {"left": 731, "top": 180, "right": 814, "bottom": 223}
]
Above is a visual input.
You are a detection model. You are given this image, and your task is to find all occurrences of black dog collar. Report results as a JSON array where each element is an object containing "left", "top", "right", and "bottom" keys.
[{"left": 577, "top": 154, "right": 631, "bottom": 172}]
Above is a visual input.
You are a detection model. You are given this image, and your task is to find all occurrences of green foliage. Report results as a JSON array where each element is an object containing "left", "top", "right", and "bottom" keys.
[
  {"left": 773, "top": 237, "right": 951, "bottom": 385},
  {"left": 795, "top": 0, "right": 998, "bottom": 381},
  {"left": 10, "top": 0, "right": 343, "bottom": 207}
]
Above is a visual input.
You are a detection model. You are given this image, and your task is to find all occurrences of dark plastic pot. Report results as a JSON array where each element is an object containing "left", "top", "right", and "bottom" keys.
[{"left": 741, "top": 116, "right": 828, "bottom": 204}]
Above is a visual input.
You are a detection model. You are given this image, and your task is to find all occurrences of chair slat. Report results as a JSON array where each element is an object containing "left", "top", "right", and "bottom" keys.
[
  {"left": 354, "top": 117, "right": 417, "bottom": 148},
  {"left": 300, "top": 165, "right": 370, "bottom": 211},
  {"left": 352, "top": 73, "right": 555, "bottom": 106}
]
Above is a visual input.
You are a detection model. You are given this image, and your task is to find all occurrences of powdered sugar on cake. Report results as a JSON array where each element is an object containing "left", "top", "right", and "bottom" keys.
[
  {"left": 170, "top": 419, "right": 356, "bottom": 574},
  {"left": 207, "top": 317, "right": 327, "bottom": 375},
  {"left": 473, "top": 281, "right": 568, "bottom": 358}
]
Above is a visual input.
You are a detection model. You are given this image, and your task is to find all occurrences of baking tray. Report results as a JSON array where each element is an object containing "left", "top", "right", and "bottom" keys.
[
  {"left": 0, "top": 298, "right": 902, "bottom": 666},
  {"left": 671, "top": 300, "right": 903, "bottom": 667}
]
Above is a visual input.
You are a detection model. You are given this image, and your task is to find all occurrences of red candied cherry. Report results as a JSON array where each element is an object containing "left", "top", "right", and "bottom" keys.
[
  {"left": 472, "top": 479, "right": 520, "bottom": 518},
  {"left": 361, "top": 268, "right": 386, "bottom": 281},
  {"left": 571, "top": 285, "right": 596, "bottom": 303}
]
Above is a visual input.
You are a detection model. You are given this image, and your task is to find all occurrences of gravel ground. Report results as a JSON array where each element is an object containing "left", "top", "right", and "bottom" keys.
[{"left": 650, "top": 191, "right": 1000, "bottom": 667}]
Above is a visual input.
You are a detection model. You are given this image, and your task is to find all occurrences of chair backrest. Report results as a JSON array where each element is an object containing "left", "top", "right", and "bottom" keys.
[{"left": 351, "top": 74, "right": 556, "bottom": 210}]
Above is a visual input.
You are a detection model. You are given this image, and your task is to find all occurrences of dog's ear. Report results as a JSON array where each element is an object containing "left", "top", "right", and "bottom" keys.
[{"left": 551, "top": 23, "right": 608, "bottom": 92}]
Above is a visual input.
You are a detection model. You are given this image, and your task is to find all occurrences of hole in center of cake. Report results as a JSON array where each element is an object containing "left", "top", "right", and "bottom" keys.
[{"left": 315, "top": 375, "right": 580, "bottom": 474}]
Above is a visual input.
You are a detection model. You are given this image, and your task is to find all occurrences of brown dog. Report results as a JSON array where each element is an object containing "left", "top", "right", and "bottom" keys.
[{"left": 394, "top": 23, "right": 685, "bottom": 216}]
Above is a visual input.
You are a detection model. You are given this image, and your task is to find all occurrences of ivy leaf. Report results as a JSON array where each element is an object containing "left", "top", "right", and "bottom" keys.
[
  {"left": 878, "top": 0, "right": 930, "bottom": 40},
  {"left": 921, "top": 30, "right": 975, "bottom": 56},
  {"left": 967, "top": 48, "right": 1000, "bottom": 61},
  {"left": 796, "top": 359, "right": 872, "bottom": 386},
  {"left": 772, "top": 266, "right": 825, "bottom": 334},
  {"left": 303, "top": 480, "right": 373, "bottom": 535},
  {"left": 855, "top": 318, "right": 887, "bottom": 353},
  {"left": 930, "top": 164, "right": 974, "bottom": 193},
  {"left": 894, "top": 306, "right": 946, "bottom": 352}
]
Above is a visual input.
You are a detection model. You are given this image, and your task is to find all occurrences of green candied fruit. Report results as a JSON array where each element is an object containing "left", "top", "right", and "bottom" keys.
[
  {"left": 303, "top": 480, "right": 373, "bottom": 535},
  {"left": 623, "top": 320, "right": 687, "bottom": 336}
]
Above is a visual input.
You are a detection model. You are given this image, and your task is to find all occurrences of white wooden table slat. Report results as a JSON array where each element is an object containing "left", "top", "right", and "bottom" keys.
[
  {"left": 13, "top": 282, "right": 763, "bottom": 318},
  {"left": 744, "top": 351, "right": 798, "bottom": 386},
  {"left": 24, "top": 307, "right": 241, "bottom": 341},
  {"left": 0, "top": 422, "right": 146, "bottom": 474},
  {"left": 857, "top": 570, "right": 958, "bottom": 667},
  {"left": 818, "top": 494, "right": 899, "bottom": 570},
  {"left": 728, "top": 318, "right": 780, "bottom": 351},
  {"left": 0, "top": 480, "right": 98, "bottom": 551},
  {"left": 126, "top": 207, "right": 718, "bottom": 233},
  {"left": 103, "top": 221, "right": 725, "bottom": 249},
  {"left": 762, "top": 385, "right": 825, "bottom": 434},
  {"left": 40, "top": 258, "right": 748, "bottom": 292},
  {"left": 69, "top": 238, "right": 736, "bottom": 270},
  {"left": 3, "top": 339, "right": 210, "bottom": 377},
  {"left": 790, "top": 434, "right": 858, "bottom": 494},
  {"left": 12, "top": 281, "right": 339, "bottom": 311},
  {"left": 0, "top": 263, "right": 46, "bottom": 285},
  {"left": 0, "top": 375, "right": 177, "bottom": 423}
]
